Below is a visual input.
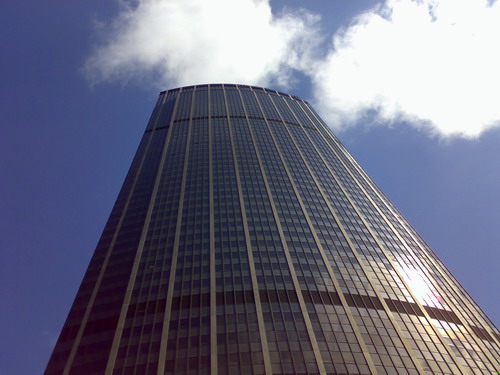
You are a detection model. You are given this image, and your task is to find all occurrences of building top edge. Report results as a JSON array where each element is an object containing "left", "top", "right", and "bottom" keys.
[{"left": 159, "top": 84, "right": 307, "bottom": 104}]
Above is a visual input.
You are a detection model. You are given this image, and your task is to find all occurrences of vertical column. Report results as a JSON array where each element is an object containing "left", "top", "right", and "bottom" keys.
[
  {"left": 210, "top": 85, "right": 268, "bottom": 375},
  {"left": 271, "top": 91, "right": 427, "bottom": 375},
  {"left": 104, "top": 91, "right": 179, "bottom": 374},
  {"left": 222, "top": 85, "right": 273, "bottom": 375},
  {"left": 238, "top": 86, "right": 327, "bottom": 375},
  {"left": 253, "top": 89, "right": 381, "bottom": 375},
  {"left": 157, "top": 87, "right": 195, "bottom": 375},
  {"left": 208, "top": 85, "right": 218, "bottom": 375},
  {"left": 166, "top": 85, "right": 212, "bottom": 375},
  {"left": 224, "top": 86, "right": 272, "bottom": 375}
]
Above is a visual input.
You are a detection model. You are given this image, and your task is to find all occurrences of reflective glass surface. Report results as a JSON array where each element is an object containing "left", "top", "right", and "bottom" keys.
[{"left": 46, "top": 84, "right": 499, "bottom": 375}]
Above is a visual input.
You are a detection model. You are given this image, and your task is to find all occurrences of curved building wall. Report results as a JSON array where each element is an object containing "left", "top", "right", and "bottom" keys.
[{"left": 45, "top": 84, "right": 499, "bottom": 375}]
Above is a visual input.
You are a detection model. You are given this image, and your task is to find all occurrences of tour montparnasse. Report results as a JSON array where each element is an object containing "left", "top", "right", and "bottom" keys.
[{"left": 45, "top": 84, "right": 499, "bottom": 375}]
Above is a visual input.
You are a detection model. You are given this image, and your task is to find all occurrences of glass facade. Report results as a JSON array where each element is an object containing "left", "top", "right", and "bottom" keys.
[{"left": 45, "top": 84, "right": 499, "bottom": 375}]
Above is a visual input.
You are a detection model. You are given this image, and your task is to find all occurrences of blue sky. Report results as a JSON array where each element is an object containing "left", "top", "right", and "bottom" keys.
[{"left": 1, "top": 1, "right": 499, "bottom": 374}]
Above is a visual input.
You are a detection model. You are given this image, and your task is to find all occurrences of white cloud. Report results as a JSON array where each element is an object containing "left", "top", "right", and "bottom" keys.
[
  {"left": 84, "top": 0, "right": 320, "bottom": 89},
  {"left": 311, "top": 0, "right": 500, "bottom": 138},
  {"left": 85, "top": 0, "right": 500, "bottom": 138}
]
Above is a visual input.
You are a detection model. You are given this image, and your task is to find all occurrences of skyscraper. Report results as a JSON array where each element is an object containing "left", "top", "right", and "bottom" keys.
[{"left": 45, "top": 84, "right": 499, "bottom": 375}]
